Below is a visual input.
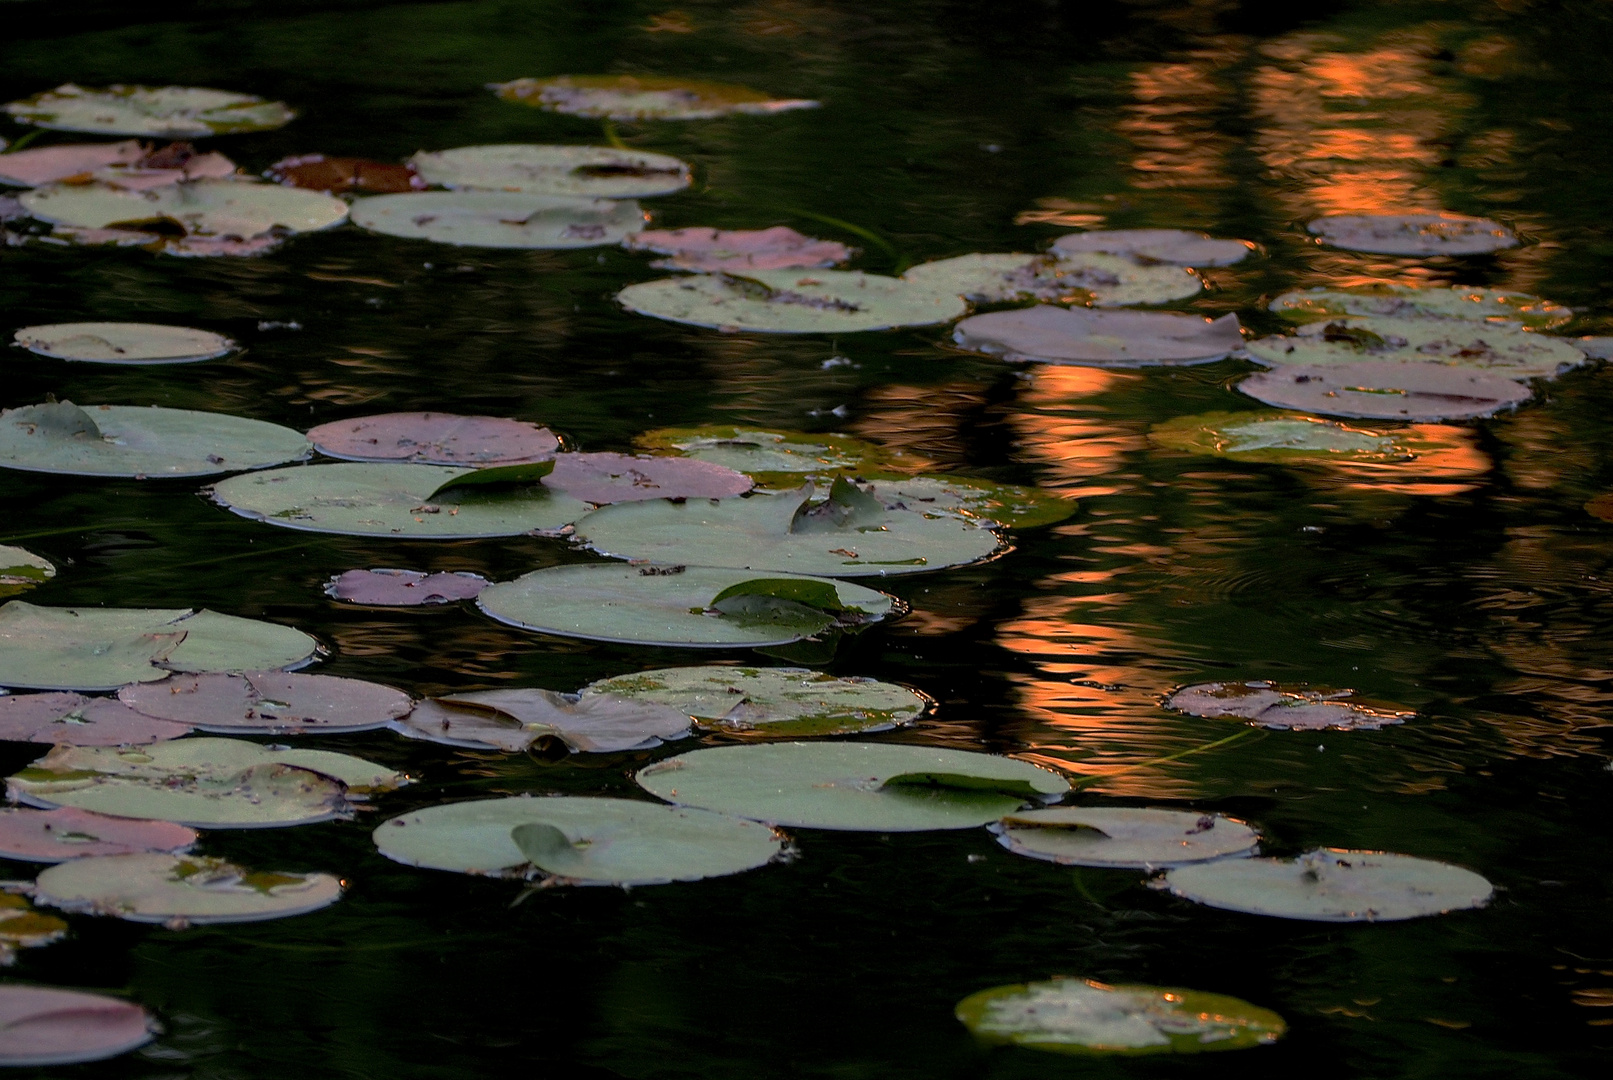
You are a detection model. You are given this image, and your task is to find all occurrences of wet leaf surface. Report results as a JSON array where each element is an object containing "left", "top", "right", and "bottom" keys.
[
  {"left": 1236, "top": 361, "right": 1533, "bottom": 421},
  {"left": 4, "top": 84, "right": 294, "bottom": 137},
  {"left": 13, "top": 322, "right": 235, "bottom": 364},
  {"left": 0, "top": 806, "right": 196, "bottom": 863},
  {"left": 634, "top": 425, "right": 918, "bottom": 487},
  {"left": 903, "top": 251, "right": 1201, "bottom": 307},
  {"left": 1049, "top": 228, "right": 1253, "bottom": 266},
  {"left": 1307, "top": 212, "right": 1517, "bottom": 255},
  {"left": 411, "top": 144, "right": 691, "bottom": 199},
  {"left": 1164, "top": 680, "right": 1410, "bottom": 730},
  {"left": 118, "top": 671, "right": 412, "bottom": 735},
  {"left": 625, "top": 226, "right": 851, "bottom": 272},
  {"left": 491, "top": 75, "right": 818, "bottom": 120},
  {"left": 307, "top": 411, "right": 558, "bottom": 465},
  {"left": 0, "top": 545, "right": 54, "bottom": 599},
  {"left": 18, "top": 179, "right": 347, "bottom": 245},
  {"left": 618, "top": 269, "right": 967, "bottom": 333},
  {"left": 0, "top": 984, "right": 155, "bottom": 1067},
  {"left": 325, "top": 568, "right": 489, "bottom": 606},
  {"left": 0, "top": 691, "right": 193, "bottom": 744},
  {"left": 350, "top": 191, "right": 645, "bottom": 248},
  {"left": 1148, "top": 410, "right": 1482, "bottom": 470},
  {"left": 542, "top": 451, "right": 753, "bottom": 503},
  {"left": 1270, "top": 284, "right": 1572, "bottom": 329},
  {"left": 1247, "top": 315, "right": 1584, "bottom": 377},
  {"left": 394, "top": 687, "right": 688, "bottom": 753},
  {"left": 34, "top": 852, "right": 342, "bottom": 924},
  {"left": 954, "top": 305, "right": 1243, "bottom": 366},
  {"left": 851, "top": 474, "right": 1076, "bottom": 528},
  {"left": 992, "top": 807, "right": 1259, "bottom": 868}
]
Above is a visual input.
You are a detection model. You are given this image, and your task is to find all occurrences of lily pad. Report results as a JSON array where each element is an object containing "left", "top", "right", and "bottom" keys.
[
  {"left": 1308, "top": 213, "right": 1517, "bottom": 255},
  {"left": 5, "top": 84, "right": 294, "bottom": 137},
  {"left": 326, "top": 568, "right": 489, "bottom": 606},
  {"left": 0, "top": 141, "right": 236, "bottom": 192},
  {"left": 34, "top": 852, "right": 342, "bottom": 925},
  {"left": 991, "top": 807, "right": 1259, "bottom": 869},
  {"left": 0, "top": 894, "right": 68, "bottom": 962},
  {"left": 543, "top": 451, "right": 752, "bottom": 503},
  {"left": 491, "top": 75, "right": 818, "bottom": 121},
  {"left": 477, "top": 564, "right": 894, "bottom": 648},
  {"left": 267, "top": 154, "right": 423, "bottom": 194},
  {"left": 0, "top": 401, "right": 310, "bottom": 478},
  {"left": 394, "top": 688, "right": 689, "bottom": 753},
  {"left": 634, "top": 426, "right": 915, "bottom": 487},
  {"left": 1164, "top": 681, "right": 1410, "bottom": 731},
  {"left": 956, "top": 978, "right": 1284, "bottom": 1055},
  {"left": 117, "top": 671, "right": 412, "bottom": 735},
  {"left": 375, "top": 795, "right": 782, "bottom": 884},
  {"left": 0, "top": 602, "right": 319, "bottom": 692},
  {"left": 636, "top": 742, "right": 1069, "bottom": 831},
  {"left": 618, "top": 270, "right": 967, "bottom": 334},
  {"left": 350, "top": 191, "right": 644, "bottom": 249},
  {"left": 18, "top": 179, "right": 347, "bottom": 240},
  {"left": 1236, "top": 362, "right": 1533, "bottom": 421},
  {"left": 308, "top": 411, "right": 558, "bottom": 466},
  {"left": 0, "top": 985, "right": 155, "bottom": 1067},
  {"left": 13, "top": 322, "right": 235, "bottom": 364},
  {"left": 0, "top": 545, "right": 53, "bottom": 599},
  {"left": 1050, "top": 228, "right": 1253, "bottom": 267},
  {"left": 1269, "top": 284, "right": 1572, "bottom": 330},
  {"left": 0, "top": 807, "right": 196, "bottom": 862},
  {"left": 580, "top": 665, "right": 927, "bottom": 737},
  {"left": 902, "top": 252, "right": 1201, "bottom": 307},
  {"left": 1149, "top": 410, "right": 1472, "bottom": 466},
  {"left": 852, "top": 474, "right": 1076, "bottom": 529},
  {"left": 0, "top": 692, "right": 192, "bottom": 745},
  {"left": 1159, "top": 848, "right": 1493, "bottom": 922},
  {"left": 411, "top": 144, "right": 691, "bottom": 199},
  {"left": 954, "top": 306, "right": 1243, "bottom": 366},
  {"left": 210, "top": 462, "right": 588, "bottom": 539},
  {"left": 625, "top": 226, "right": 851, "bottom": 272},
  {"left": 1246, "top": 316, "right": 1584, "bottom": 378}
]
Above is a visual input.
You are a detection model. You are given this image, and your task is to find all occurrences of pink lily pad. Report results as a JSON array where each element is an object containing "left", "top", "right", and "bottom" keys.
[
  {"left": 326, "top": 568, "right": 489, "bottom": 606},
  {"left": 307, "top": 411, "right": 560, "bottom": 465},
  {"left": 542, "top": 451, "right": 753, "bottom": 503},
  {"left": 0, "top": 692, "right": 192, "bottom": 745},
  {"left": 1236, "top": 361, "right": 1532, "bottom": 421},
  {"left": 118, "top": 671, "right": 412, "bottom": 735},
  {"left": 0, "top": 806, "right": 197, "bottom": 863},
  {"left": 625, "top": 226, "right": 852, "bottom": 272},
  {"left": 0, "top": 985, "right": 155, "bottom": 1067},
  {"left": 0, "top": 140, "right": 234, "bottom": 190}
]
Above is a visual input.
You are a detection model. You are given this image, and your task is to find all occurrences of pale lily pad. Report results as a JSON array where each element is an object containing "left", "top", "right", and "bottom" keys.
[
  {"left": 117, "top": 671, "right": 412, "bottom": 735},
  {"left": 477, "top": 564, "right": 894, "bottom": 648},
  {"left": 543, "top": 451, "right": 753, "bottom": 503},
  {"left": 636, "top": 742, "right": 1069, "bottom": 831},
  {"left": 991, "top": 807, "right": 1259, "bottom": 869},
  {"left": 1149, "top": 410, "right": 1475, "bottom": 466},
  {"left": 0, "top": 602, "right": 319, "bottom": 692},
  {"left": 852, "top": 474, "right": 1076, "bottom": 529},
  {"left": 1159, "top": 848, "right": 1493, "bottom": 922},
  {"left": 0, "top": 141, "right": 237, "bottom": 192},
  {"left": 581, "top": 665, "right": 927, "bottom": 737},
  {"left": 1269, "top": 285, "right": 1572, "bottom": 330},
  {"left": 574, "top": 479, "right": 1003, "bottom": 577},
  {"left": 210, "top": 462, "right": 589, "bottom": 539},
  {"left": 1308, "top": 213, "right": 1517, "bottom": 255},
  {"left": 954, "top": 306, "right": 1243, "bottom": 366},
  {"left": 1236, "top": 362, "right": 1533, "bottom": 421},
  {"left": 0, "top": 985, "right": 155, "bottom": 1067},
  {"left": 411, "top": 144, "right": 691, "bottom": 199},
  {"left": 0, "top": 401, "right": 309, "bottom": 478},
  {"left": 902, "top": 252, "right": 1201, "bottom": 307},
  {"left": 13, "top": 322, "right": 235, "bottom": 364},
  {"left": 634, "top": 426, "right": 916, "bottom": 487},
  {"left": 267, "top": 154, "right": 423, "bottom": 194},
  {"left": 1050, "top": 228, "right": 1254, "bottom": 267},
  {"left": 618, "top": 270, "right": 967, "bottom": 334},
  {"left": 0, "top": 894, "right": 68, "bottom": 963},
  {"left": 491, "top": 75, "right": 818, "bottom": 121},
  {"left": 326, "top": 568, "right": 489, "bottom": 606},
  {"left": 956, "top": 978, "right": 1284, "bottom": 1055},
  {"left": 1164, "top": 681, "right": 1410, "bottom": 731},
  {"left": 0, "top": 807, "right": 196, "bottom": 862},
  {"left": 0, "top": 545, "right": 53, "bottom": 598},
  {"left": 1246, "top": 316, "right": 1584, "bottom": 378},
  {"left": 34, "top": 852, "right": 341, "bottom": 925},
  {"left": 308, "top": 411, "right": 558, "bottom": 465},
  {"left": 350, "top": 191, "right": 644, "bottom": 248},
  {"left": 0, "top": 692, "right": 192, "bottom": 744},
  {"left": 393, "top": 688, "right": 689, "bottom": 753},
  {"left": 5, "top": 84, "right": 294, "bottom": 137},
  {"left": 625, "top": 226, "right": 851, "bottom": 272},
  {"left": 18, "top": 179, "right": 347, "bottom": 239},
  {"left": 375, "top": 795, "right": 782, "bottom": 884}
]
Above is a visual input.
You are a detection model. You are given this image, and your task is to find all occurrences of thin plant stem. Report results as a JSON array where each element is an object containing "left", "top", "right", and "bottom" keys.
[
  {"left": 1068, "top": 726, "right": 1262, "bottom": 790},
  {"left": 1, "top": 129, "right": 46, "bottom": 153},
  {"left": 601, "top": 119, "right": 628, "bottom": 149},
  {"left": 781, "top": 207, "right": 905, "bottom": 268}
]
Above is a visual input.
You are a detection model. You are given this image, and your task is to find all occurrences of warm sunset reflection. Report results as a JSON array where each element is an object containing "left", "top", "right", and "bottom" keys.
[
  {"left": 1119, "top": 51, "right": 1241, "bottom": 193},
  {"left": 1006, "top": 365, "right": 1146, "bottom": 498},
  {"left": 849, "top": 381, "right": 990, "bottom": 471},
  {"left": 1327, "top": 423, "right": 1491, "bottom": 496}
]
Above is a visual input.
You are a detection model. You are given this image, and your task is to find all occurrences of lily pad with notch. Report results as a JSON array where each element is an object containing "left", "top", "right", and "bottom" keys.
[
  {"left": 1246, "top": 315, "right": 1584, "bottom": 378},
  {"left": 0, "top": 401, "right": 310, "bottom": 478},
  {"left": 1269, "top": 284, "right": 1572, "bottom": 330},
  {"left": 1050, "top": 228, "right": 1254, "bottom": 267},
  {"left": 5, "top": 84, "right": 295, "bottom": 137},
  {"left": 1164, "top": 680, "right": 1410, "bottom": 731},
  {"left": 543, "top": 451, "right": 753, "bottom": 503},
  {"left": 634, "top": 426, "right": 917, "bottom": 487},
  {"left": 992, "top": 807, "right": 1259, "bottom": 869},
  {"left": 350, "top": 191, "right": 644, "bottom": 249},
  {"left": 902, "top": 251, "right": 1201, "bottom": 307},
  {"left": 411, "top": 144, "right": 691, "bottom": 199},
  {"left": 308, "top": 411, "right": 558, "bottom": 466},
  {"left": 625, "top": 226, "right": 851, "bottom": 272},
  {"left": 1236, "top": 361, "right": 1533, "bottom": 421},
  {"left": 0, "top": 806, "right": 196, "bottom": 863},
  {"left": 491, "top": 75, "right": 818, "bottom": 121},
  {"left": 326, "top": 568, "right": 489, "bottom": 606},
  {"left": 393, "top": 687, "right": 689, "bottom": 753},
  {"left": 13, "top": 322, "right": 236, "bottom": 365},
  {"left": 0, "top": 984, "right": 156, "bottom": 1067},
  {"left": 33, "top": 852, "right": 341, "bottom": 925},
  {"left": 0, "top": 546, "right": 54, "bottom": 599},
  {"left": 0, "top": 691, "right": 192, "bottom": 745},
  {"left": 954, "top": 305, "right": 1243, "bottom": 366},
  {"left": 618, "top": 269, "right": 967, "bottom": 334},
  {"left": 117, "top": 671, "right": 412, "bottom": 735},
  {"left": 1308, "top": 213, "right": 1517, "bottom": 256}
]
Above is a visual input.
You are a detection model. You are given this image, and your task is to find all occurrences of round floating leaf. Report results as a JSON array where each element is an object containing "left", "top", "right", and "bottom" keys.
[
  {"left": 853, "top": 474, "right": 1076, "bottom": 529},
  {"left": 0, "top": 401, "right": 310, "bottom": 479},
  {"left": 267, "top": 154, "right": 424, "bottom": 194},
  {"left": 1050, "top": 228, "right": 1254, "bottom": 267},
  {"left": 0, "top": 894, "right": 68, "bottom": 963},
  {"left": 1308, "top": 213, "right": 1517, "bottom": 255},
  {"left": 117, "top": 671, "right": 411, "bottom": 735},
  {"left": 18, "top": 179, "right": 346, "bottom": 239},
  {"left": 1159, "top": 848, "right": 1493, "bottom": 922},
  {"left": 411, "top": 144, "right": 691, "bottom": 199},
  {"left": 1269, "top": 284, "right": 1571, "bottom": 330},
  {"left": 0, "top": 985, "right": 155, "bottom": 1067},
  {"left": 0, "top": 807, "right": 196, "bottom": 862},
  {"left": 954, "top": 306, "right": 1243, "bottom": 366},
  {"left": 0, "top": 692, "right": 192, "bottom": 745},
  {"left": 1237, "top": 362, "right": 1532, "bottom": 422},
  {"left": 581, "top": 665, "right": 926, "bottom": 737},
  {"left": 308, "top": 411, "right": 558, "bottom": 466},
  {"left": 326, "top": 568, "right": 488, "bottom": 606},
  {"left": 902, "top": 252, "right": 1201, "bottom": 307},
  {"left": 0, "top": 141, "right": 146, "bottom": 187},
  {"left": 625, "top": 226, "right": 851, "bottom": 272},
  {"left": 0, "top": 602, "right": 318, "bottom": 692},
  {"left": 34, "top": 852, "right": 341, "bottom": 925},
  {"left": 1246, "top": 316, "right": 1583, "bottom": 378},
  {"left": 1164, "top": 681, "right": 1410, "bottom": 731},
  {"left": 13, "top": 322, "right": 235, "bottom": 365},
  {"left": 210, "top": 462, "right": 589, "bottom": 539},
  {"left": 543, "top": 451, "right": 753, "bottom": 503},
  {"left": 618, "top": 270, "right": 967, "bottom": 334},
  {"left": 0, "top": 545, "right": 54, "bottom": 599},
  {"left": 634, "top": 426, "right": 916, "bottom": 487},
  {"left": 350, "top": 191, "right": 644, "bottom": 248},
  {"left": 491, "top": 75, "right": 818, "bottom": 121},
  {"left": 1149, "top": 410, "right": 1479, "bottom": 468},
  {"left": 956, "top": 978, "right": 1284, "bottom": 1055},
  {"left": 393, "top": 687, "right": 689, "bottom": 753},
  {"left": 477, "top": 564, "right": 893, "bottom": 648},
  {"left": 636, "top": 742, "right": 1069, "bottom": 831},
  {"left": 992, "top": 807, "right": 1258, "bottom": 869},
  {"left": 5, "top": 84, "right": 294, "bottom": 137}
]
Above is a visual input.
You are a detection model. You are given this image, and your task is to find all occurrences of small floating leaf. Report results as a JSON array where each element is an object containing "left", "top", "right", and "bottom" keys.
[
  {"left": 5, "top": 84, "right": 294, "bottom": 137},
  {"left": 1247, "top": 316, "right": 1584, "bottom": 378},
  {"left": 13, "top": 322, "right": 235, "bottom": 365},
  {"left": 325, "top": 568, "right": 489, "bottom": 606},
  {"left": 0, "top": 807, "right": 196, "bottom": 863},
  {"left": 118, "top": 671, "right": 412, "bottom": 735},
  {"left": 902, "top": 251, "right": 1201, "bottom": 307},
  {"left": 1050, "top": 228, "right": 1253, "bottom": 267},
  {"left": 954, "top": 305, "right": 1243, "bottom": 366},
  {"left": 0, "top": 401, "right": 309, "bottom": 478},
  {"left": 267, "top": 154, "right": 423, "bottom": 194},
  {"left": 0, "top": 545, "right": 54, "bottom": 599},
  {"left": 350, "top": 191, "right": 644, "bottom": 248},
  {"left": 308, "top": 411, "right": 559, "bottom": 466},
  {"left": 34, "top": 852, "right": 341, "bottom": 924},
  {"left": 1308, "top": 213, "right": 1517, "bottom": 255},
  {"left": 491, "top": 75, "right": 818, "bottom": 121},
  {"left": 0, "top": 985, "right": 155, "bottom": 1067},
  {"left": 426, "top": 459, "right": 556, "bottom": 495},
  {"left": 1164, "top": 681, "right": 1410, "bottom": 731},
  {"left": 618, "top": 269, "right": 967, "bottom": 334},
  {"left": 634, "top": 426, "right": 916, "bottom": 486},
  {"left": 394, "top": 687, "right": 689, "bottom": 753},
  {"left": 625, "top": 226, "right": 851, "bottom": 272},
  {"left": 1270, "top": 284, "right": 1572, "bottom": 329},
  {"left": 1236, "top": 361, "right": 1532, "bottom": 421},
  {"left": 411, "top": 144, "right": 691, "bottom": 199},
  {"left": 994, "top": 807, "right": 1259, "bottom": 868},
  {"left": 0, "top": 894, "right": 69, "bottom": 962},
  {"left": 543, "top": 451, "right": 753, "bottom": 503},
  {"left": 1149, "top": 410, "right": 1468, "bottom": 465},
  {"left": 0, "top": 692, "right": 192, "bottom": 745},
  {"left": 708, "top": 577, "right": 847, "bottom": 612}
]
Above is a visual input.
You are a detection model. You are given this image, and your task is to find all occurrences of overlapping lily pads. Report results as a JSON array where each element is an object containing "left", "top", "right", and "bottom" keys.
[
  {"left": 0, "top": 401, "right": 310, "bottom": 478},
  {"left": 394, "top": 687, "right": 689, "bottom": 753},
  {"left": 1149, "top": 410, "right": 1475, "bottom": 467},
  {"left": 34, "top": 852, "right": 342, "bottom": 925},
  {"left": 954, "top": 306, "right": 1243, "bottom": 366},
  {"left": 543, "top": 451, "right": 753, "bottom": 503},
  {"left": 411, "top": 144, "right": 692, "bottom": 199},
  {"left": 0, "top": 894, "right": 68, "bottom": 964},
  {"left": 1237, "top": 362, "right": 1533, "bottom": 421},
  {"left": 1270, "top": 284, "right": 1572, "bottom": 329},
  {"left": 1308, "top": 213, "right": 1517, "bottom": 255},
  {"left": 0, "top": 807, "right": 196, "bottom": 862},
  {"left": 117, "top": 671, "right": 412, "bottom": 735},
  {"left": 491, "top": 75, "right": 818, "bottom": 121},
  {"left": 902, "top": 252, "right": 1201, "bottom": 307},
  {"left": 1164, "top": 681, "right": 1410, "bottom": 731},
  {"left": 1246, "top": 316, "right": 1584, "bottom": 377},
  {"left": 0, "top": 985, "right": 155, "bottom": 1067},
  {"left": 0, "top": 546, "right": 53, "bottom": 599},
  {"left": 636, "top": 742, "right": 1069, "bottom": 830},
  {"left": 326, "top": 568, "right": 489, "bottom": 606},
  {"left": 350, "top": 191, "right": 644, "bottom": 249},
  {"left": 308, "top": 411, "right": 559, "bottom": 466},
  {"left": 0, "top": 692, "right": 192, "bottom": 745},
  {"left": 625, "top": 226, "right": 851, "bottom": 272},
  {"left": 618, "top": 270, "right": 967, "bottom": 333},
  {"left": 992, "top": 807, "right": 1259, "bottom": 869},
  {"left": 5, "top": 84, "right": 295, "bottom": 137},
  {"left": 0, "top": 140, "right": 235, "bottom": 189},
  {"left": 18, "top": 179, "right": 347, "bottom": 250},
  {"left": 1050, "top": 228, "right": 1254, "bottom": 267},
  {"left": 13, "top": 322, "right": 236, "bottom": 364},
  {"left": 852, "top": 474, "right": 1076, "bottom": 528},
  {"left": 634, "top": 426, "right": 917, "bottom": 486}
]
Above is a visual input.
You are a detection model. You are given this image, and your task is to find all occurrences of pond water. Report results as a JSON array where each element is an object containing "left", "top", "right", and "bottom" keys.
[{"left": 2, "top": 0, "right": 1612, "bottom": 1076}]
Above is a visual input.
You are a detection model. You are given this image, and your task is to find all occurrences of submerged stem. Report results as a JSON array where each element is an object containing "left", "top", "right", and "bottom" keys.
[
  {"left": 601, "top": 119, "right": 628, "bottom": 150},
  {"left": 1069, "top": 727, "right": 1262, "bottom": 790},
  {"left": 781, "top": 208, "right": 905, "bottom": 267},
  {"left": 1, "top": 130, "right": 46, "bottom": 154}
]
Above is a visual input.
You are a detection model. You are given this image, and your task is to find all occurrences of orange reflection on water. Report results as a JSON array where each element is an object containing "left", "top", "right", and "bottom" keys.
[
  {"left": 1119, "top": 53, "right": 1239, "bottom": 192},
  {"left": 1007, "top": 366, "right": 1145, "bottom": 498},
  {"left": 1325, "top": 423, "right": 1491, "bottom": 496},
  {"left": 849, "top": 380, "right": 991, "bottom": 471}
]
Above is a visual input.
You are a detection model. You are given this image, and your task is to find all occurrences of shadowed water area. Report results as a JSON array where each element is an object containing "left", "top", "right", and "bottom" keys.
[{"left": 2, "top": 0, "right": 1612, "bottom": 1075}]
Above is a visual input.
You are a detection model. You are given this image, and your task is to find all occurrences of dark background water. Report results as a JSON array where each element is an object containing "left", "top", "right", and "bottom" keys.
[{"left": 4, "top": 0, "right": 1613, "bottom": 1076}]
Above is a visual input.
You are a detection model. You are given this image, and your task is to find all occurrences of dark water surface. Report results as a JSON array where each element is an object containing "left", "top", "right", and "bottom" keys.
[{"left": 4, "top": 0, "right": 1613, "bottom": 1076}]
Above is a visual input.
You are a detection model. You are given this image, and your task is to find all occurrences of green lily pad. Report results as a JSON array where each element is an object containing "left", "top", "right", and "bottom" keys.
[
  {"left": 0, "top": 546, "right": 54, "bottom": 599},
  {"left": 634, "top": 426, "right": 918, "bottom": 487},
  {"left": 0, "top": 985, "right": 155, "bottom": 1067},
  {"left": 18, "top": 179, "right": 346, "bottom": 239},
  {"left": 13, "top": 322, "right": 236, "bottom": 364},
  {"left": 956, "top": 978, "right": 1285, "bottom": 1055},
  {"left": 1050, "top": 228, "right": 1253, "bottom": 267},
  {"left": 581, "top": 665, "right": 927, "bottom": 737},
  {"left": 635, "top": 742, "right": 1069, "bottom": 831},
  {"left": 0, "top": 602, "right": 318, "bottom": 692},
  {"left": 954, "top": 306, "right": 1244, "bottom": 366},
  {"left": 1149, "top": 410, "right": 1470, "bottom": 465},
  {"left": 490, "top": 75, "right": 818, "bottom": 121},
  {"left": 1308, "top": 213, "right": 1516, "bottom": 255},
  {"left": 1237, "top": 362, "right": 1533, "bottom": 422},
  {"left": 618, "top": 270, "right": 967, "bottom": 334},
  {"left": 5, "top": 84, "right": 295, "bottom": 137},
  {"left": 33, "top": 852, "right": 341, "bottom": 925},
  {"left": 350, "top": 191, "right": 644, "bottom": 248},
  {"left": 477, "top": 564, "right": 893, "bottom": 648},
  {"left": 902, "top": 252, "right": 1201, "bottom": 307},
  {"left": 394, "top": 688, "right": 690, "bottom": 753},
  {"left": 1246, "top": 315, "right": 1584, "bottom": 378},
  {"left": 852, "top": 474, "right": 1075, "bottom": 528},
  {"left": 1158, "top": 848, "right": 1493, "bottom": 922},
  {"left": 1269, "top": 285, "right": 1572, "bottom": 330},
  {"left": 410, "top": 144, "right": 691, "bottom": 199},
  {"left": 992, "top": 807, "right": 1259, "bottom": 869},
  {"left": 17, "top": 737, "right": 404, "bottom": 793},
  {"left": 0, "top": 894, "right": 68, "bottom": 964},
  {"left": 1164, "top": 681, "right": 1410, "bottom": 731},
  {"left": 209, "top": 462, "right": 589, "bottom": 538}
]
